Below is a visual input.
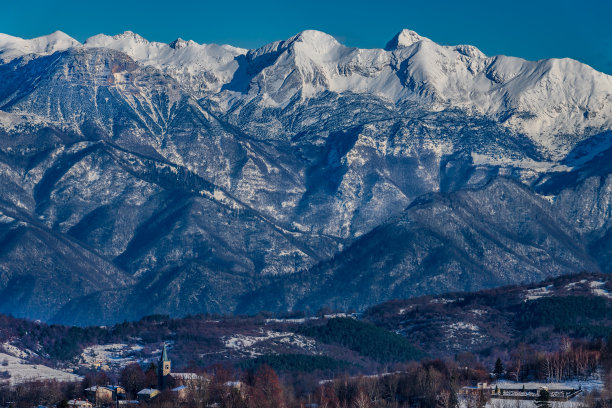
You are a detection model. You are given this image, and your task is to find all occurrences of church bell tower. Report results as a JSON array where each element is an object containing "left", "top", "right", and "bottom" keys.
[{"left": 158, "top": 343, "right": 171, "bottom": 389}]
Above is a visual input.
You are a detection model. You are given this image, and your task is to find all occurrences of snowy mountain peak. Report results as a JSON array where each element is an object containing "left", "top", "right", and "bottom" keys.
[
  {"left": 0, "top": 31, "right": 79, "bottom": 62},
  {"left": 385, "top": 29, "right": 425, "bottom": 50},
  {"left": 250, "top": 30, "right": 344, "bottom": 61},
  {"left": 45, "top": 30, "right": 76, "bottom": 43},
  {"left": 290, "top": 30, "right": 340, "bottom": 48},
  {"left": 111, "top": 31, "right": 149, "bottom": 44},
  {"left": 169, "top": 38, "right": 196, "bottom": 49},
  {"left": 453, "top": 44, "right": 486, "bottom": 59},
  {"left": 84, "top": 31, "right": 152, "bottom": 52},
  {"left": 245, "top": 30, "right": 342, "bottom": 73}
]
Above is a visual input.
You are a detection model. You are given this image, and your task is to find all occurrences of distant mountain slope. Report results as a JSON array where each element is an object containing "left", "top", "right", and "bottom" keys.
[
  {"left": 237, "top": 177, "right": 599, "bottom": 314},
  {"left": 0, "top": 203, "right": 133, "bottom": 321},
  {"left": 0, "top": 29, "right": 610, "bottom": 324},
  {"left": 364, "top": 272, "right": 612, "bottom": 356}
]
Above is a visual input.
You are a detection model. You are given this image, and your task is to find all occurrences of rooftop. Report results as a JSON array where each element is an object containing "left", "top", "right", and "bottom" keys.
[{"left": 137, "top": 388, "right": 159, "bottom": 395}]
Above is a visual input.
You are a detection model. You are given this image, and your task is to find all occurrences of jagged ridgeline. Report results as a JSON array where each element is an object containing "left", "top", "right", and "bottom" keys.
[{"left": 0, "top": 29, "right": 610, "bottom": 325}]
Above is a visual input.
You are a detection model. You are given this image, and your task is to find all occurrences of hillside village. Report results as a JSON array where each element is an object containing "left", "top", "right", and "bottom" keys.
[
  {"left": 27, "top": 344, "right": 228, "bottom": 408},
  {"left": 0, "top": 344, "right": 607, "bottom": 408},
  {"left": 0, "top": 274, "right": 610, "bottom": 407},
  {"left": 77, "top": 346, "right": 208, "bottom": 406}
]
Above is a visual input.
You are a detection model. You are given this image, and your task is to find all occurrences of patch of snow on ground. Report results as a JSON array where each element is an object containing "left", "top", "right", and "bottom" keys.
[
  {"left": 560, "top": 378, "right": 604, "bottom": 393},
  {"left": 0, "top": 352, "right": 81, "bottom": 385},
  {"left": 471, "top": 153, "right": 572, "bottom": 173},
  {"left": 524, "top": 285, "right": 553, "bottom": 301},
  {"left": 445, "top": 322, "right": 487, "bottom": 345},
  {"left": 223, "top": 331, "right": 316, "bottom": 357},
  {"left": 265, "top": 317, "right": 316, "bottom": 324},
  {"left": 592, "top": 288, "right": 612, "bottom": 298},
  {"left": 588, "top": 281, "right": 612, "bottom": 298},
  {"left": 323, "top": 313, "right": 360, "bottom": 319},
  {"left": 448, "top": 322, "right": 480, "bottom": 333},
  {"left": 1, "top": 343, "right": 37, "bottom": 359},
  {"left": 484, "top": 399, "right": 581, "bottom": 408},
  {"left": 565, "top": 280, "right": 587, "bottom": 289},
  {"left": 80, "top": 343, "right": 144, "bottom": 369},
  {"left": 398, "top": 306, "right": 415, "bottom": 315},
  {"left": 430, "top": 298, "right": 458, "bottom": 304}
]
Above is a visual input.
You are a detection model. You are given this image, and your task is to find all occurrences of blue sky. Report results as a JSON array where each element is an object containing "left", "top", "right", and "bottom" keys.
[{"left": 2, "top": 0, "right": 611, "bottom": 74}]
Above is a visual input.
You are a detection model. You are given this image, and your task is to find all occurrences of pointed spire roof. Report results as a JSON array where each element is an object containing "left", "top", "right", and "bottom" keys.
[{"left": 160, "top": 343, "right": 169, "bottom": 362}]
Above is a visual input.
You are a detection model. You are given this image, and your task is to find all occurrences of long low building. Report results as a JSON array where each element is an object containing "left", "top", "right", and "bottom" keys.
[{"left": 460, "top": 382, "right": 582, "bottom": 402}]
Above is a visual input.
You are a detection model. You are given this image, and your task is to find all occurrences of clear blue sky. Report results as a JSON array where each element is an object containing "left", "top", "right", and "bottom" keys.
[{"left": 1, "top": 0, "right": 611, "bottom": 74}]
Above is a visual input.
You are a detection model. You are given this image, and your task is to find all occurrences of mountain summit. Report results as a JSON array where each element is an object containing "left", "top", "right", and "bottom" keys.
[
  {"left": 0, "top": 30, "right": 79, "bottom": 61},
  {"left": 385, "top": 29, "right": 425, "bottom": 50},
  {"left": 0, "top": 29, "right": 610, "bottom": 325}
]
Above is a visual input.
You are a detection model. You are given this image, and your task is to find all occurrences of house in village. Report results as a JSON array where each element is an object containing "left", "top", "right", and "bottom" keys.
[
  {"left": 85, "top": 385, "right": 127, "bottom": 405},
  {"left": 225, "top": 381, "right": 244, "bottom": 391},
  {"left": 136, "top": 389, "right": 160, "bottom": 402},
  {"left": 67, "top": 400, "right": 93, "bottom": 408}
]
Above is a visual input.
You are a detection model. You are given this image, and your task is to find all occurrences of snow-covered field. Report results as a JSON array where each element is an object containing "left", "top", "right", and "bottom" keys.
[
  {"left": 1, "top": 342, "right": 38, "bottom": 359},
  {"left": 264, "top": 317, "right": 315, "bottom": 324},
  {"left": 430, "top": 298, "right": 459, "bottom": 304},
  {"left": 80, "top": 343, "right": 143, "bottom": 369},
  {"left": 0, "top": 352, "right": 81, "bottom": 385},
  {"left": 223, "top": 331, "right": 316, "bottom": 357},
  {"left": 485, "top": 400, "right": 582, "bottom": 408},
  {"left": 524, "top": 285, "right": 553, "bottom": 301},
  {"left": 445, "top": 322, "right": 487, "bottom": 346},
  {"left": 589, "top": 281, "right": 612, "bottom": 299}
]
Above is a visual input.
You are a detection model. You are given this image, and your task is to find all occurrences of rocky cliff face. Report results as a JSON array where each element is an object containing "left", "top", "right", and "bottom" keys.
[{"left": 0, "top": 29, "right": 610, "bottom": 325}]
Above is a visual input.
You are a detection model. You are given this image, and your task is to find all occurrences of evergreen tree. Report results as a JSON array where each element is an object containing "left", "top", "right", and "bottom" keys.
[
  {"left": 493, "top": 358, "right": 504, "bottom": 379},
  {"left": 535, "top": 388, "right": 551, "bottom": 408}
]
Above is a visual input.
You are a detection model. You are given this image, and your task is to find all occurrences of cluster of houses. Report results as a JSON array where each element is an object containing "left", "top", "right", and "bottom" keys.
[{"left": 68, "top": 344, "right": 205, "bottom": 407}]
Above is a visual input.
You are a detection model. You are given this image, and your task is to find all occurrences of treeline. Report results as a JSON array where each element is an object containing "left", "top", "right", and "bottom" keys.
[
  {"left": 299, "top": 318, "right": 425, "bottom": 363},
  {"left": 0, "top": 380, "right": 82, "bottom": 408},
  {"left": 494, "top": 339, "right": 603, "bottom": 382},
  {"left": 0, "top": 314, "right": 110, "bottom": 361},
  {"left": 314, "top": 360, "right": 461, "bottom": 408},
  {"left": 514, "top": 296, "right": 612, "bottom": 330},
  {"left": 0, "top": 313, "right": 252, "bottom": 364},
  {"left": 363, "top": 276, "right": 612, "bottom": 363}
]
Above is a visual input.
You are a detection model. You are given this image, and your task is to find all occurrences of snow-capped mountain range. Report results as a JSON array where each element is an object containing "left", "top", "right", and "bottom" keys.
[
  {"left": 2, "top": 29, "right": 610, "bottom": 148},
  {"left": 0, "top": 29, "right": 610, "bottom": 325}
]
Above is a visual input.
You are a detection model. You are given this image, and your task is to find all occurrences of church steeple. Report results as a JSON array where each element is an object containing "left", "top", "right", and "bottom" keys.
[
  {"left": 160, "top": 343, "right": 169, "bottom": 363},
  {"left": 158, "top": 343, "right": 171, "bottom": 389}
]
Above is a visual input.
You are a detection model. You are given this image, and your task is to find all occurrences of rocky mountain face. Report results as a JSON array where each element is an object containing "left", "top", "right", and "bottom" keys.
[{"left": 0, "top": 29, "right": 610, "bottom": 325}]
